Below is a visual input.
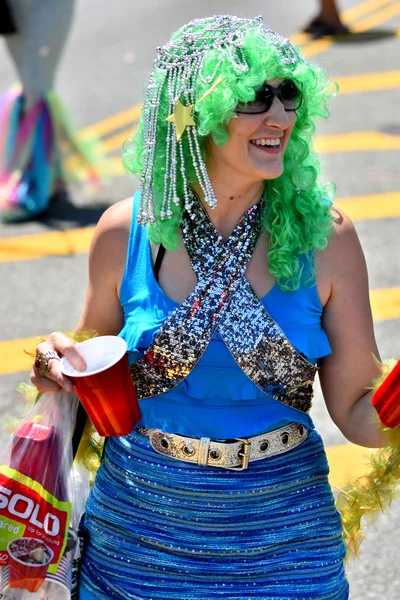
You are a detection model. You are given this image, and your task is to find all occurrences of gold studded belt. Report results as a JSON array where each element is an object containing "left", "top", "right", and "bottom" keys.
[{"left": 137, "top": 422, "right": 308, "bottom": 471}]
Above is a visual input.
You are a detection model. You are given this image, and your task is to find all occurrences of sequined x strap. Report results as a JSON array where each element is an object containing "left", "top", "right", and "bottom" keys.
[
  {"left": 130, "top": 201, "right": 262, "bottom": 399},
  {"left": 131, "top": 197, "right": 317, "bottom": 414},
  {"left": 183, "top": 199, "right": 316, "bottom": 414}
]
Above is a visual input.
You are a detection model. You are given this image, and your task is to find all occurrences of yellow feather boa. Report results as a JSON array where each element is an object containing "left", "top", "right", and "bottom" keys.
[{"left": 335, "top": 357, "right": 400, "bottom": 561}]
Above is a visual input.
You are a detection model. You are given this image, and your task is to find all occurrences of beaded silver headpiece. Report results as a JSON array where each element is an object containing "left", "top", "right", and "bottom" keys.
[{"left": 137, "top": 15, "right": 301, "bottom": 226}]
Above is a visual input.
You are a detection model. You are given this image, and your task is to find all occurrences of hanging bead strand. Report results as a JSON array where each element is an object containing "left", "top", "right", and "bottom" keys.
[{"left": 138, "top": 69, "right": 167, "bottom": 225}]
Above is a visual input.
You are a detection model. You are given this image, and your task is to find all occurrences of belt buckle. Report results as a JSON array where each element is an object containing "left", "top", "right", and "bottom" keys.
[{"left": 225, "top": 438, "right": 251, "bottom": 471}]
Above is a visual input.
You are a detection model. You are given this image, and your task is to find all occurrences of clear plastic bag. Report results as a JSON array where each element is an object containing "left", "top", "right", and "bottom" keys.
[{"left": 0, "top": 390, "right": 90, "bottom": 599}]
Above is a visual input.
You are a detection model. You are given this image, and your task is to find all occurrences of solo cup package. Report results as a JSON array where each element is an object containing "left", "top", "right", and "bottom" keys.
[{"left": 0, "top": 390, "right": 90, "bottom": 599}]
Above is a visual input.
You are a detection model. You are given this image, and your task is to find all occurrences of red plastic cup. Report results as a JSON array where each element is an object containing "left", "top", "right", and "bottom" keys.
[
  {"left": 10, "top": 422, "right": 67, "bottom": 500},
  {"left": 372, "top": 359, "right": 400, "bottom": 428},
  {"left": 60, "top": 336, "right": 140, "bottom": 437},
  {"left": 7, "top": 537, "right": 54, "bottom": 592}
]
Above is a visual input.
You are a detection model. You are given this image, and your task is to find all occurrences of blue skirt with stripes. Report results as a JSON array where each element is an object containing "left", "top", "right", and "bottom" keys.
[{"left": 79, "top": 428, "right": 349, "bottom": 599}]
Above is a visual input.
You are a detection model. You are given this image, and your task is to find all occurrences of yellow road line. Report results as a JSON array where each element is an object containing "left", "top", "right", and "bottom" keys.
[
  {"left": 341, "top": 0, "right": 396, "bottom": 22},
  {"left": 326, "top": 443, "right": 374, "bottom": 488},
  {"left": 289, "top": 32, "right": 311, "bottom": 46},
  {"left": 0, "top": 338, "right": 38, "bottom": 375},
  {"left": 315, "top": 131, "right": 400, "bottom": 153},
  {"left": 70, "top": 0, "right": 398, "bottom": 144},
  {"left": 96, "top": 128, "right": 400, "bottom": 168},
  {"left": 302, "top": 0, "right": 400, "bottom": 58},
  {"left": 79, "top": 104, "right": 142, "bottom": 140},
  {"left": 107, "top": 156, "right": 125, "bottom": 177},
  {"left": 336, "top": 71, "right": 400, "bottom": 93},
  {"left": 302, "top": 39, "right": 332, "bottom": 58},
  {"left": 68, "top": 0, "right": 398, "bottom": 146},
  {"left": 352, "top": 0, "right": 400, "bottom": 31},
  {"left": 335, "top": 191, "right": 400, "bottom": 221},
  {"left": 101, "top": 127, "right": 136, "bottom": 155},
  {"left": 1, "top": 287, "right": 398, "bottom": 375},
  {"left": 0, "top": 191, "right": 398, "bottom": 263},
  {"left": 290, "top": 0, "right": 395, "bottom": 45},
  {"left": 0, "top": 227, "right": 95, "bottom": 263},
  {"left": 370, "top": 287, "right": 400, "bottom": 321}
]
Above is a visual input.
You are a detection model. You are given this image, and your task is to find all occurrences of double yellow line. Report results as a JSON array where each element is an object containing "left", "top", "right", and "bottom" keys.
[
  {"left": 1, "top": 191, "right": 399, "bottom": 264},
  {"left": 99, "top": 119, "right": 400, "bottom": 178},
  {"left": 72, "top": 0, "right": 400, "bottom": 162},
  {"left": 297, "top": 0, "right": 400, "bottom": 58}
]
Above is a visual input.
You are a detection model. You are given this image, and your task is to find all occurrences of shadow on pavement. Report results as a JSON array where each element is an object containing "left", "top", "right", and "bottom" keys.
[
  {"left": 379, "top": 123, "right": 400, "bottom": 136},
  {"left": 38, "top": 191, "right": 111, "bottom": 230},
  {"left": 332, "top": 29, "right": 396, "bottom": 44}
]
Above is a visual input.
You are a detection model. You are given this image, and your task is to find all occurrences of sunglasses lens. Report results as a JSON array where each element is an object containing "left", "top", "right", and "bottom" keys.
[
  {"left": 280, "top": 81, "right": 302, "bottom": 110},
  {"left": 237, "top": 95, "right": 272, "bottom": 114},
  {"left": 236, "top": 80, "right": 302, "bottom": 114},
  {"left": 236, "top": 85, "right": 274, "bottom": 114}
]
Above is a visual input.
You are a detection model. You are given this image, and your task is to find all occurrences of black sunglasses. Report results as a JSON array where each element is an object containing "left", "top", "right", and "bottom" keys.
[{"left": 236, "top": 80, "right": 302, "bottom": 114}]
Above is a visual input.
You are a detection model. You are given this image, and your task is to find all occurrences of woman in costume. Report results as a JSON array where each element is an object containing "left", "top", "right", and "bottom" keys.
[
  {"left": 31, "top": 15, "right": 396, "bottom": 599},
  {"left": 0, "top": 0, "right": 102, "bottom": 222}
]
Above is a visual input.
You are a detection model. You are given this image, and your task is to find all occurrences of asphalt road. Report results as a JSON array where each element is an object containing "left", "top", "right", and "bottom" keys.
[{"left": 1, "top": 0, "right": 400, "bottom": 598}]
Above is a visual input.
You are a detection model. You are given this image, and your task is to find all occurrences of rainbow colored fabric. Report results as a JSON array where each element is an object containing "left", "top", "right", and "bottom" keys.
[
  {"left": 0, "top": 88, "right": 104, "bottom": 221},
  {"left": 79, "top": 428, "right": 349, "bottom": 599}
]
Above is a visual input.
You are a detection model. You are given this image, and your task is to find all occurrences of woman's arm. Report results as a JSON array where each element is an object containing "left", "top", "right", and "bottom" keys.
[
  {"left": 317, "top": 207, "right": 388, "bottom": 448},
  {"left": 76, "top": 198, "right": 132, "bottom": 335},
  {"left": 31, "top": 198, "right": 133, "bottom": 392}
]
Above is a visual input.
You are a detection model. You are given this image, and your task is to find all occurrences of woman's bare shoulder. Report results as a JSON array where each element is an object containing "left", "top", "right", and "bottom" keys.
[
  {"left": 88, "top": 197, "right": 135, "bottom": 273},
  {"left": 330, "top": 204, "right": 358, "bottom": 236},
  {"left": 327, "top": 205, "right": 364, "bottom": 267},
  {"left": 315, "top": 205, "right": 366, "bottom": 305},
  {"left": 318, "top": 205, "right": 364, "bottom": 271},
  {"left": 96, "top": 197, "right": 134, "bottom": 233}
]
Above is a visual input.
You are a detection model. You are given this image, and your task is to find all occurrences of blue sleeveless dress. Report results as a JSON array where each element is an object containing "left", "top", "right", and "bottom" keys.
[
  {"left": 79, "top": 194, "right": 349, "bottom": 600},
  {"left": 118, "top": 191, "right": 331, "bottom": 438}
]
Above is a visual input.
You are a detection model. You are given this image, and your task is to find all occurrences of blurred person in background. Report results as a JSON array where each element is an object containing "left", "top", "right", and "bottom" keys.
[
  {"left": 31, "top": 14, "right": 399, "bottom": 600},
  {"left": 304, "top": 0, "right": 349, "bottom": 37},
  {"left": 0, "top": 0, "right": 104, "bottom": 223}
]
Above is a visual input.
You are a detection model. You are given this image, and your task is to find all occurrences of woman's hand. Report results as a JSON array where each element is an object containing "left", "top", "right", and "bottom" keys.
[{"left": 30, "top": 332, "right": 87, "bottom": 393}]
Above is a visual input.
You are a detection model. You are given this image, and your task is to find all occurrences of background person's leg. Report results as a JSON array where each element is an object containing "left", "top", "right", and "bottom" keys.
[
  {"left": 304, "top": 0, "right": 349, "bottom": 37},
  {"left": 0, "top": 0, "right": 18, "bottom": 35},
  {"left": 0, "top": 0, "right": 104, "bottom": 223},
  {"left": 5, "top": 0, "right": 76, "bottom": 110}
]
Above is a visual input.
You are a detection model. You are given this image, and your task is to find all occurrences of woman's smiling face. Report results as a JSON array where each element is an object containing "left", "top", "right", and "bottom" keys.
[{"left": 205, "top": 80, "right": 297, "bottom": 185}]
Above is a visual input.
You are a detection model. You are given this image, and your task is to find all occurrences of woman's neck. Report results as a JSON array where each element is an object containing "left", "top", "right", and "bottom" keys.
[{"left": 191, "top": 179, "right": 264, "bottom": 240}]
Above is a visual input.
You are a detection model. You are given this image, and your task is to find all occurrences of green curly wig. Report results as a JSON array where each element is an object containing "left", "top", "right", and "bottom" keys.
[{"left": 123, "top": 16, "right": 337, "bottom": 291}]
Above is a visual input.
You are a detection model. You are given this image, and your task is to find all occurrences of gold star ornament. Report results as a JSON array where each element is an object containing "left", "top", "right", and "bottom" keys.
[{"left": 166, "top": 100, "right": 195, "bottom": 142}]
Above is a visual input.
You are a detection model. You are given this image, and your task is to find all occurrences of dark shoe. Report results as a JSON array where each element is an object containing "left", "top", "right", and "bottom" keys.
[
  {"left": 303, "top": 17, "right": 350, "bottom": 39},
  {"left": 0, "top": 0, "right": 18, "bottom": 35}
]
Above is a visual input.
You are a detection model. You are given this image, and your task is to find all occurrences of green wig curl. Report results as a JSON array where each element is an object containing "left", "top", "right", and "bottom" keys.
[{"left": 123, "top": 16, "right": 337, "bottom": 291}]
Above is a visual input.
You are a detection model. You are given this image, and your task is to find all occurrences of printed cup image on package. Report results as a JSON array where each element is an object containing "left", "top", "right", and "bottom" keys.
[{"left": 7, "top": 537, "right": 54, "bottom": 592}]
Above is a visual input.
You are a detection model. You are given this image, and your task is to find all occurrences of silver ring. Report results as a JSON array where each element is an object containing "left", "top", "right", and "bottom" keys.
[{"left": 34, "top": 350, "right": 60, "bottom": 376}]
